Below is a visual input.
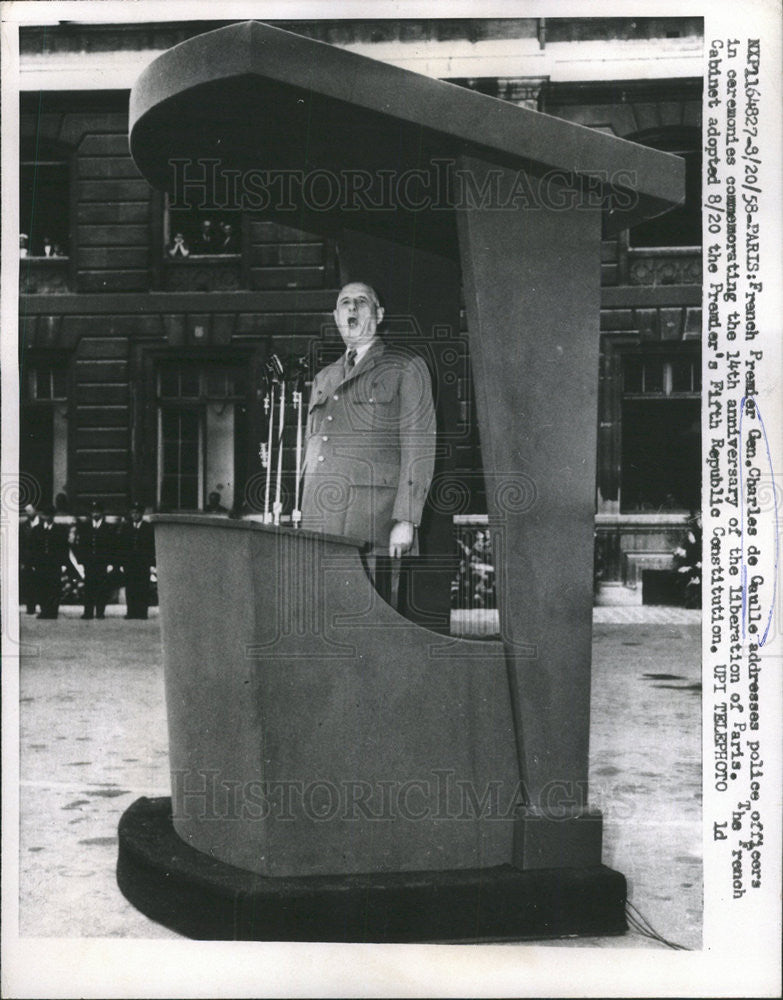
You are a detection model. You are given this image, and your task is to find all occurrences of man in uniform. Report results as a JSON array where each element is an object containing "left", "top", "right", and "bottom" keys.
[
  {"left": 29, "top": 505, "right": 67, "bottom": 619},
  {"left": 20, "top": 503, "right": 40, "bottom": 614},
  {"left": 77, "top": 500, "right": 116, "bottom": 619},
  {"left": 118, "top": 502, "right": 156, "bottom": 619},
  {"left": 301, "top": 282, "right": 436, "bottom": 575}
]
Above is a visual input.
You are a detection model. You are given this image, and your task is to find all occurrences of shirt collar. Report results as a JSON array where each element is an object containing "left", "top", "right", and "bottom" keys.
[{"left": 347, "top": 338, "right": 377, "bottom": 366}]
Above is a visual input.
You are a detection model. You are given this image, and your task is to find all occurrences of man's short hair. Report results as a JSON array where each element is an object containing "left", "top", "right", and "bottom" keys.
[{"left": 338, "top": 281, "right": 381, "bottom": 311}]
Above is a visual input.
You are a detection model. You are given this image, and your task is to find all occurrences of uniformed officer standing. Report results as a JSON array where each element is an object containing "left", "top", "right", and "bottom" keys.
[
  {"left": 77, "top": 500, "right": 116, "bottom": 619},
  {"left": 301, "top": 282, "right": 436, "bottom": 562},
  {"left": 118, "top": 502, "right": 156, "bottom": 619},
  {"left": 29, "top": 505, "right": 68, "bottom": 619},
  {"left": 20, "top": 503, "right": 40, "bottom": 614}
]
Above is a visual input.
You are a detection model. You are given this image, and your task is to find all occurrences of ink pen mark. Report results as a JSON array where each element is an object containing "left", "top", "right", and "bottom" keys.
[{"left": 738, "top": 396, "right": 778, "bottom": 646}]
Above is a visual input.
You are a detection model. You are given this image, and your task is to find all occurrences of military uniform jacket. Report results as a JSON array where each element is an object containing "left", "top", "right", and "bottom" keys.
[
  {"left": 301, "top": 339, "right": 436, "bottom": 546},
  {"left": 29, "top": 522, "right": 68, "bottom": 568},
  {"left": 77, "top": 519, "right": 117, "bottom": 566},
  {"left": 118, "top": 520, "right": 156, "bottom": 568},
  {"left": 20, "top": 516, "right": 38, "bottom": 566}
]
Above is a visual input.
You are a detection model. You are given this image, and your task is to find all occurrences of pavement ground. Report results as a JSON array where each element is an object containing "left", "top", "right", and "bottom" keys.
[{"left": 15, "top": 605, "right": 701, "bottom": 949}]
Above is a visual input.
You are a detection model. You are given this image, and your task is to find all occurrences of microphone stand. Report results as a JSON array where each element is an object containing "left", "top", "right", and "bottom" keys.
[
  {"left": 273, "top": 378, "right": 286, "bottom": 526},
  {"left": 291, "top": 356, "right": 308, "bottom": 527},
  {"left": 262, "top": 354, "right": 285, "bottom": 524},
  {"left": 259, "top": 353, "right": 307, "bottom": 527},
  {"left": 262, "top": 386, "right": 274, "bottom": 523}
]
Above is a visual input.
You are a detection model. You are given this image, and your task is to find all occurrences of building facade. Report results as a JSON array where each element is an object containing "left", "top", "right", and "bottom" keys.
[{"left": 18, "top": 16, "right": 703, "bottom": 601}]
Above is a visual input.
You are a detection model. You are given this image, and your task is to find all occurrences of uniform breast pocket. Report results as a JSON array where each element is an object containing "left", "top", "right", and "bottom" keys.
[
  {"left": 307, "top": 389, "right": 328, "bottom": 429},
  {"left": 308, "top": 387, "right": 327, "bottom": 412},
  {"left": 365, "top": 379, "right": 398, "bottom": 429}
]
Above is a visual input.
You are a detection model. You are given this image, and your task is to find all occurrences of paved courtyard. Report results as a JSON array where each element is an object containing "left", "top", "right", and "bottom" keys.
[{"left": 15, "top": 606, "right": 701, "bottom": 949}]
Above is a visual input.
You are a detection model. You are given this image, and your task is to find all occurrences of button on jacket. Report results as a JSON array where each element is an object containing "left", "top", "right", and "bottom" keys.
[{"left": 301, "top": 339, "right": 436, "bottom": 547}]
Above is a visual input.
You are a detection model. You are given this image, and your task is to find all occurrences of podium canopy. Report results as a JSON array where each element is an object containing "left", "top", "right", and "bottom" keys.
[{"left": 130, "top": 19, "right": 684, "bottom": 251}]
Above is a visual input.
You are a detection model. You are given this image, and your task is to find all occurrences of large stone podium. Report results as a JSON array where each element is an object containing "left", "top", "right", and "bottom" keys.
[
  {"left": 152, "top": 516, "right": 520, "bottom": 877},
  {"left": 117, "top": 20, "right": 684, "bottom": 941}
]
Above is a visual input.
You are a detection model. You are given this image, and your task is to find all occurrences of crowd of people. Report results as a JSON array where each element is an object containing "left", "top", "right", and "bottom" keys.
[
  {"left": 21, "top": 216, "right": 238, "bottom": 261},
  {"left": 20, "top": 500, "right": 156, "bottom": 621},
  {"left": 19, "top": 232, "right": 67, "bottom": 258},
  {"left": 452, "top": 528, "right": 496, "bottom": 610},
  {"left": 672, "top": 511, "right": 703, "bottom": 608},
  {"left": 165, "top": 218, "right": 239, "bottom": 258}
]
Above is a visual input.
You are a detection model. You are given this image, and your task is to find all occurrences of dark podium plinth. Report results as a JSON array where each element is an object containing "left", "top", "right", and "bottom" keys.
[
  {"left": 120, "top": 19, "right": 684, "bottom": 941},
  {"left": 118, "top": 798, "right": 626, "bottom": 942}
]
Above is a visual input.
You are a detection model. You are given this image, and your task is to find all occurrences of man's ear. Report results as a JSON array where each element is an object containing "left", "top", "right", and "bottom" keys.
[
  {"left": 333, "top": 309, "right": 339, "bottom": 326},
  {"left": 375, "top": 306, "right": 385, "bottom": 325}
]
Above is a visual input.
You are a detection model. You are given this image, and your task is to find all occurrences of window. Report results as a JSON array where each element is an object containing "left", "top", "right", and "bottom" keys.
[
  {"left": 20, "top": 357, "right": 70, "bottom": 508},
  {"left": 620, "top": 351, "right": 701, "bottom": 513},
  {"left": 156, "top": 362, "right": 248, "bottom": 511},
  {"left": 622, "top": 355, "right": 701, "bottom": 396},
  {"left": 20, "top": 159, "right": 70, "bottom": 258},
  {"left": 628, "top": 130, "right": 701, "bottom": 249},
  {"left": 164, "top": 195, "right": 241, "bottom": 259},
  {"left": 27, "top": 364, "right": 69, "bottom": 401}
]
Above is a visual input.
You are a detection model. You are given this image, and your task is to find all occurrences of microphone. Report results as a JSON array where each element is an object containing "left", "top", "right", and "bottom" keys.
[{"left": 265, "top": 353, "right": 285, "bottom": 383}]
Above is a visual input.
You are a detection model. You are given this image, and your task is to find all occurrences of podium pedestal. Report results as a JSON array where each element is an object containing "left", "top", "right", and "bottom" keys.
[{"left": 118, "top": 798, "right": 626, "bottom": 942}]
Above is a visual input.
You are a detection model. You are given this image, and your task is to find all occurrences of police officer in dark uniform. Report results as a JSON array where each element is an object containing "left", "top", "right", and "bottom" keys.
[
  {"left": 29, "top": 505, "right": 67, "bottom": 619},
  {"left": 118, "top": 502, "right": 156, "bottom": 619},
  {"left": 77, "top": 500, "right": 116, "bottom": 619},
  {"left": 20, "top": 503, "right": 40, "bottom": 614}
]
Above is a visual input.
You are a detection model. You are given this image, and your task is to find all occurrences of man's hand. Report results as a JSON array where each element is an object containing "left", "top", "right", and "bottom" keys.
[{"left": 389, "top": 520, "right": 414, "bottom": 558}]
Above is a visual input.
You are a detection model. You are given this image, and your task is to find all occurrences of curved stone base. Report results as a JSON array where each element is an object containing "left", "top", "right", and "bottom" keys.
[{"left": 117, "top": 798, "right": 628, "bottom": 942}]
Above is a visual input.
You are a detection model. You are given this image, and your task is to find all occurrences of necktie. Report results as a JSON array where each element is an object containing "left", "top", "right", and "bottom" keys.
[{"left": 346, "top": 349, "right": 357, "bottom": 375}]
